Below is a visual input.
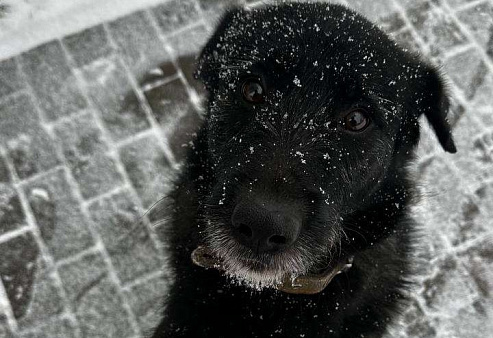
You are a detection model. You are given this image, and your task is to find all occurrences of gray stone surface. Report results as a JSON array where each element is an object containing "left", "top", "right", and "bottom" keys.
[
  {"left": 0, "top": 233, "right": 39, "bottom": 320},
  {"left": 0, "top": 94, "right": 40, "bottom": 144},
  {"left": 0, "top": 0, "right": 492, "bottom": 337},
  {"left": 24, "top": 169, "right": 94, "bottom": 261},
  {"left": 108, "top": 11, "right": 172, "bottom": 77},
  {"left": 119, "top": 135, "right": 172, "bottom": 209},
  {"left": 15, "top": 263, "right": 65, "bottom": 330},
  {"left": 63, "top": 25, "right": 114, "bottom": 68},
  {"left": 166, "top": 24, "right": 209, "bottom": 57},
  {"left": 58, "top": 252, "right": 138, "bottom": 337},
  {"left": 152, "top": 0, "right": 201, "bottom": 34},
  {"left": 0, "top": 185, "right": 24, "bottom": 235},
  {"left": 20, "top": 41, "right": 87, "bottom": 121},
  {"left": 54, "top": 112, "right": 123, "bottom": 199},
  {"left": 87, "top": 191, "right": 164, "bottom": 284},
  {"left": 406, "top": 1, "right": 469, "bottom": 57},
  {"left": 18, "top": 317, "right": 78, "bottom": 338},
  {"left": 7, "top": 129, "right": 60, "bottom": 180},
  {"left": 124, "top": 274, "right": 169, "bottom": 333},
  {"left": 143, "top": 76, "right": 193, "bottom": 127},
  {"left": 0, "top": 58, "right": 23, "bottom": 97},
  {"left": 81, "top": 58, "right": 151, "bottom": 141}
]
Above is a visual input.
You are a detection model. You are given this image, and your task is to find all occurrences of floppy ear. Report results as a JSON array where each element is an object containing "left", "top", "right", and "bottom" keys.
[
  {"left": 417, "top": 65, "right": 457, "bottom": 153},
  {"left": 194, "top": 9, "right": 241, "bottom": 90}
]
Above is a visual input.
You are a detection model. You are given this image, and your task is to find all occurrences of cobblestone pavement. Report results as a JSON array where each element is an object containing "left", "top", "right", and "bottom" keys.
[{"left": 0, "top": 0, "right": 492, "bottom": 337}]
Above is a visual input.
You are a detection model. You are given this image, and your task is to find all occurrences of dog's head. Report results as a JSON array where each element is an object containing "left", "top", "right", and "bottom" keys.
[{"left": 193, "top": 3, "right": 455, "bottom": 289}]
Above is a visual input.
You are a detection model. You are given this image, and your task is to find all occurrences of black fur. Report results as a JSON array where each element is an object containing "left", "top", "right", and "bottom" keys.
[{"left": 151, "top": 3, "right": 456, "bottom": 338}]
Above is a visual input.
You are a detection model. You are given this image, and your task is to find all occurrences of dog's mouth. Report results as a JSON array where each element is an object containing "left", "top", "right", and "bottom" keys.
[{"left": 191, "top": 246, "right": 354, "bottom": 294}]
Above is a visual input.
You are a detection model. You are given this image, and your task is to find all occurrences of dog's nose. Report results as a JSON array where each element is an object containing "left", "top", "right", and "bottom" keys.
[{"left": 231, "top": 200, "right": 301, "bottom": 254}]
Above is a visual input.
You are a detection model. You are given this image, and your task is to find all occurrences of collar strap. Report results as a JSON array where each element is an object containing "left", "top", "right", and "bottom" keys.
[
  {"left": 276, "top": 256, "right": 353, "bottom": 294},
  {"left": 191, "top": 246, "right": 353, "bottom": 295}
]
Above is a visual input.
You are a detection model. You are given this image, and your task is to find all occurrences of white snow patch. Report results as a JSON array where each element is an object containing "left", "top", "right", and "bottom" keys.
[{"left": 0, "top": 0, "right": 168, "bottom": 60}]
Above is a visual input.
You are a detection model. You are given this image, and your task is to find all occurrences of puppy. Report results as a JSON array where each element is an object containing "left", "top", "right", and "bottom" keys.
[{"left": 151, "top": 3, "right": 456, "bottom": 337}]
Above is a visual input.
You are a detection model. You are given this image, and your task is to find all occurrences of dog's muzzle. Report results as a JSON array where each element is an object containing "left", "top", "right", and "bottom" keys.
[{"left": 191, "top": 246, "right": 354, "bottom": 295}]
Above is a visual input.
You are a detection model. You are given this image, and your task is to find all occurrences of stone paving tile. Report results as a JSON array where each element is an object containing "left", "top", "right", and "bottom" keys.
[
  {"left": 53, "top": 112, "right": 123, "bottom": 199},
  {"left": 108, "top": 11, "right": 172, "bottom": 77},
  {"left": 81, "top": 58, "right": 151, "bottom": 141},
  {"left": 124, "top": 274, "right": 169, "bottom": 333},
  {"left": 0, "top": 184, "right": 25, "bottom": 235},
  {"left": 166, "top": 25, "right": 210, "bottom": 58},
  {"left": 15, "top": 263, "right": 65, "bottom": 330},
  {"left": 166, "top": 108, "right": 203, "bottom": 162},
  {"left": 119, "top": 135, "right": 172, "bottom": 209},
  {"left": 0, "top": 151, "right": 10, "bottom": 183},
  {"left": 76, "top": 278, "right": 137, "bottom": 338},
  {"left": 421, "top": 255, "right": 480, "bottom": 313},
  {"left": 24, "top": 169, "right": 94, "bottom": 261},
  {"left": 87, "top": 191, "right": 163, "bottom": 284},
  {"left": 58, "top": 252, "right": 107, "bottom": 304},
  {"left": 53, "top": 113, "right": 108, "bottom": 157},
  {"left": 69, "top": 152, "right": 123, "bottom": 200},
  {"left": 0, "top": 315, "right": 14, "bottom": 337},
  {"left": 378, "top": 11, "right": 407, "bottom": 33},
  {"left": 0, "top": 233, "right": 39, "bottom": 321},
  {"left": 406, "top": 1, "right": 469, "bottom": 57},
  {"left": 7, "top": 130, "right": 60, "bottom": 181},
  {"left": 446, "top": 0, "right": 482, "bottom": 8},
  {"left": 20, "top": 41, "right": 87, "bottom": 121},
  {"left": 141, "top": 61, "right": 179, "bottom": 85},
  {"left": 459, "top": 237, "right": 493, "bottom": 301},
  {"left": 152, "top": 0, "right": 202, "bottom": 35},
  {"left": 198, "top": 0, "right": 242, "bottom": 12},
  {"left": 470, "top": 70, "right": 493, "bottom": 110},
  {"left": 177, "top": 54, "right": 206, "bottom": 96},
  {"left": 63, "top": 25, "right": 114, "bottom": 68},
  {"left": 141, "top": 58, "right": 204, "bottom": 162},
  {"left": 392, "top": 301, "right": 438, "bottom": 338},
  {"left": 345, "top": 0, "right": 397, "bottom": 21},
  {"left": 58, "top": 252, "right": 138, "bottom": 338},
  {"left": 413, "top": 156, "right": 477, "bottom": 250},
  {"left": 0, "top": 94, "right": 40, "bottom": 144},
  {"left": 0, "top": 147, "right": 23, "bottom": 236},
  {"left": 456, "top": 1, "right": 493, "bottom": 50},
  {"left": 18, "top": 317, "right": 78, "bottom": 338},
  {"left": 198, "top": 0, "right": 245, "bottom": 23},
  {"left": 143, "top": 76, "right": 193, "bottom": 127},
  {"left": 444, "top": 47, "right": 487, "bottom": 100},
  {"left": 0, "top": 58, "right": 23, "bottom": 97},
  {"left": 452, "top": 112, "right": 493, "bottom": 191},
  {"left": 436, "top": 299, "right": 493, "bottom": 338}
]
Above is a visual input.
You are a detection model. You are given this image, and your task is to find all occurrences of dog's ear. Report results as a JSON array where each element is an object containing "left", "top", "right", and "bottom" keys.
[
  {"left": 194, "top": 9, "right": 241, "bottom": 90},
  {"left": 415, "top": 65, "right": 457, "bottom": 153}
]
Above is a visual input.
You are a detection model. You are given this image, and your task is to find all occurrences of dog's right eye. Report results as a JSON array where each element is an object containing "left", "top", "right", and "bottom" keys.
[
  {"left": 241, "top": 79, "right": 265, "bottom": 103},
  {"left": 343, "top": 109, "right": 370, "bottom": 132}
]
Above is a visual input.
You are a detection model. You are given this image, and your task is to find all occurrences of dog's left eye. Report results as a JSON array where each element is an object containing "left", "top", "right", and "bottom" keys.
[
  {"left": 343, "top": 109, "right": 370, "bottom": 132},
  {"left": 241, "top": 78, "right": 265, "bottom": 103}
]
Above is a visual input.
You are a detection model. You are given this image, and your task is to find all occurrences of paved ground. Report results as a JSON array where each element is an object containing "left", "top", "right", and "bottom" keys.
[{"left": 0, "top": 0, "right": 492, "bottom": 337}]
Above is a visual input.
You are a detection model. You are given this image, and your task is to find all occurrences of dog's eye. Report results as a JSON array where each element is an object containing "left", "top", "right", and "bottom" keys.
[
  {"left": 241, "top": 79, "right": 265, "bottom": 103},
  {"left": 344, "top": 109, "right": 370, "bottom": 132}
]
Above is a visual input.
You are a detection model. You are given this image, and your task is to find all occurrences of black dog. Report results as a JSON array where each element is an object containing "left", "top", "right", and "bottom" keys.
[{"left": 151, "top": 3, "right": 456, "bottom": 337}]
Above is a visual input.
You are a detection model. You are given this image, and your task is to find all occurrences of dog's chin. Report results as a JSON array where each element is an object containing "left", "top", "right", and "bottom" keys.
[
  {"left": 221, "top": 257, "right": 305, "bottom": 291},
  {"left": 203, "top": 226, "right": 332, "bottom": 290}
]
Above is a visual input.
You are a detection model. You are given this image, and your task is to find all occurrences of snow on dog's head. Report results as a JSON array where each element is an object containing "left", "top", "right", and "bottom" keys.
[{"left": 194, "top": 3, "right": 456, "bottom": 289}]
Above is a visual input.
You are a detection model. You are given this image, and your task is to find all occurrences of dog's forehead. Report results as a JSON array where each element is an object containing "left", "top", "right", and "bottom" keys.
[
  {"left": 216, "top": 4, "right": 392, "bottom": 66},
  {"left": 207, "top": 3, "right": 417, "bottom": 95}
]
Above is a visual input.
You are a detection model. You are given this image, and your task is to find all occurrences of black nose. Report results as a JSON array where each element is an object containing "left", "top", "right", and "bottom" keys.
[{"left": 231, "top": 200, "right": 302, "bottom": 254}]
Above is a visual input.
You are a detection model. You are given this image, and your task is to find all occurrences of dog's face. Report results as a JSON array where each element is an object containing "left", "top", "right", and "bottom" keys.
[{"left": 194, "top": 3, "right": 455, "bottom": 289}]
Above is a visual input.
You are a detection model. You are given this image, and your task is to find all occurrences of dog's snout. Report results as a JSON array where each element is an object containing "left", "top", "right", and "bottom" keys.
[{"left": 231, "top": 200, "right": 301, "bottom": 254}]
